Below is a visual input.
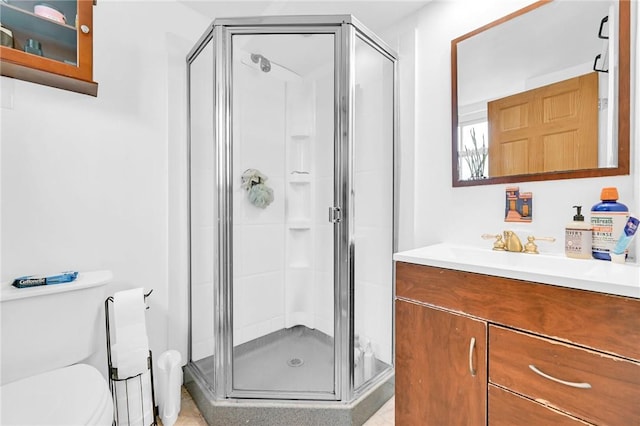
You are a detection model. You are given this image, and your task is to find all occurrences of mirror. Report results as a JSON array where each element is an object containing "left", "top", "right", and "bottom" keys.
[{"left": 451, "top": 0, "right": 630, "bottom": 187}]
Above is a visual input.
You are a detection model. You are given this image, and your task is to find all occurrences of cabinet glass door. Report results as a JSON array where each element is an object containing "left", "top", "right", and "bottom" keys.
[{"left": 1, "top": 0, "right": 82, "bottom": 66}]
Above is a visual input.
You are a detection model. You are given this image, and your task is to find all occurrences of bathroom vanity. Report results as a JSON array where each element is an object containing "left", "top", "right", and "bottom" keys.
[{"left": 394, "top": 244, "right": 640, "bottom": 425}]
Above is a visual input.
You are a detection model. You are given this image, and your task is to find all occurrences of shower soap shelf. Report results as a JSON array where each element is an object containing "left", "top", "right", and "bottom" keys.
[
  {"left": 105, "top": 290, "right": 157, "bottom": 426},
  {"left": 289, "top": 173, "right": 311, "bottom": 184},
  {"left": 289, "top": 263, "right": 311, "bottom": 269},
  {"left": 288, "top": 221, "right": 311, "bottom": 230}
]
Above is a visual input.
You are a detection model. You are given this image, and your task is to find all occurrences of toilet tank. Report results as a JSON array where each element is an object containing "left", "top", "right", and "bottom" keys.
[{"left": 0, "top": 271, "right": 112, "bottom": 385}]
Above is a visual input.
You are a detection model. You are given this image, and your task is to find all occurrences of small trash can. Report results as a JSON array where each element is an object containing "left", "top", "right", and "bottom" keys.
[{"left": 156, "top": 350, "right": 183, "bottom": 426}]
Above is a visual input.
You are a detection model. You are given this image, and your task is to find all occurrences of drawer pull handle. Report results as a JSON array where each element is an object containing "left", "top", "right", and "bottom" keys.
[
  {"left": 469, "top": 337, "right": 476, "bottom": 377},
  {"left": 528, "top": 364, "right": 592, "bottom": 389}
]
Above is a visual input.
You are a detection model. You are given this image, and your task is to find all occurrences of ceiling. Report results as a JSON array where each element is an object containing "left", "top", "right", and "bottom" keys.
[{"left": 178, "top": 1, "right": 431, "bottom": 33}]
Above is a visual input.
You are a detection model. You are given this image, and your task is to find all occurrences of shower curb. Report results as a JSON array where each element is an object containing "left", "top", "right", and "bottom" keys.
[{"left": 184, "top": 364, "right": 395, "bottom": 426}]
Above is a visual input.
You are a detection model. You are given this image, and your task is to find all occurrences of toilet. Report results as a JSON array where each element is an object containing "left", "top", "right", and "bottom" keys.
[
  {"left": 1, "top": 364, "right": 113, "bottom": 425},
  {"left": 0, "top": 271, "right": 114, "bottom": 425}
]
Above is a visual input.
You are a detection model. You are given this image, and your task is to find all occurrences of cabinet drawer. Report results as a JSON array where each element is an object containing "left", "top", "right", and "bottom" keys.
[
  {"left": 489, "top": 384, "right": 591, "bottom": 425},
  {"left": 396, "top": 262, "right": 640, "bottom": 361},
  {"left": 489, "top": 325, "right": 640, "bottom": 425}
]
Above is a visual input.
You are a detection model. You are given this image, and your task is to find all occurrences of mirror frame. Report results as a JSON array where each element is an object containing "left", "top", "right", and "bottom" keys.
[{"left": 451, "top": 0, "right": 630, "bottom": 187}]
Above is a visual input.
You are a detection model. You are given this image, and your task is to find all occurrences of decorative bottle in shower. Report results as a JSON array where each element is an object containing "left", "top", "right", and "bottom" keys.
[
  {"left": 354, "top": 336, "right": 364, "bottom": 385},
  {"left": 363, "top": 339, "right": 375, "bottom": 381}
]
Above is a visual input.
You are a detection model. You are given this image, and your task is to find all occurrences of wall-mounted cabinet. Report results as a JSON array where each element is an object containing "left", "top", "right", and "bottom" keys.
[{"left": 0, "top": 0, "right": 97, "bottom": 96}]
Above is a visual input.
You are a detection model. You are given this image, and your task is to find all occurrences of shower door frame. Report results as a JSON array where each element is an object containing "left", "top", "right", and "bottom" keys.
[
  {"left": 186, "top": 15, "right": 398, "bottom": 403},
  {"left": 346, "top": 21, "right": 399, "bottom": 401},
  {"left": 219, "top": 20, "right": 344, "bottom": 401}
]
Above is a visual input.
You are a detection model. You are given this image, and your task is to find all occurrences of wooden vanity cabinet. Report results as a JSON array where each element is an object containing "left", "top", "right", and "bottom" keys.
[
  {"left": 0, "top": 0, "right": 97, "bottom": 96},
  {"left": 395, "top": 261, "right": 640, "bottom": 425}
]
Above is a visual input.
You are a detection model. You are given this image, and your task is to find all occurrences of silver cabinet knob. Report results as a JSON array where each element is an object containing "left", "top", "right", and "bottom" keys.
[{"left": 80, "top": 25, "right": 90, "bottom": 34}]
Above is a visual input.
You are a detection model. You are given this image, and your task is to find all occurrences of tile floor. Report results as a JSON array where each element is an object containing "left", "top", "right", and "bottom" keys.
[
  {"left": 158, "top": 387, "right": 207, "bottom": 426},
  {"left": 362, "top": 396, "right": 395, "bottom": 426},
  {"left": 166, "top": 387, "right": 395, "bottom": 426}
]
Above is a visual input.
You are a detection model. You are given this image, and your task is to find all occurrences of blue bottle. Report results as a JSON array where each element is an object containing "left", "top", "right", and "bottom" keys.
[{"left": 591, "top": 187, "right": 629, "bottom": 261}]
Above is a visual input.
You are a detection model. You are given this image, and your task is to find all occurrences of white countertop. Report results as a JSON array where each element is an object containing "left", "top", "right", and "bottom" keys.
[{"left": 394, "top": 244, "right": 640, "bottom": 299}]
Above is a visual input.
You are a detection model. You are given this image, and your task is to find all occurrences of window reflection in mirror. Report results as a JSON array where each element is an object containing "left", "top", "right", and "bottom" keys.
[{"left": 458, "top": 121, "right": 488, "bottom": 181}]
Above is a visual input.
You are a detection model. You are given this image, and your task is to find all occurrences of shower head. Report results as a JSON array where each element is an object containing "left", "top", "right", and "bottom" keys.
[{"left": 250, "top": 53, "right": 271, "bottom": 73}]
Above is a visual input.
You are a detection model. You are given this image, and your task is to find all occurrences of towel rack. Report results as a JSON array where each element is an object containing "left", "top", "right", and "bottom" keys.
[
  {"left": 105, "top": 290, "right": 157, "bottom": 426},
  {"left": 593, "top": 15, "right": 609, "bottom": 73},
  {"left": 598, "top": 16, "right": 609, "bottom": 39}
]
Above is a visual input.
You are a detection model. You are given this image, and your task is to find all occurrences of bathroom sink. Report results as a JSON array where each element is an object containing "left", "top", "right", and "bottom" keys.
[{"left": 394, "top": 243, "right": 640, "bottom": 298}]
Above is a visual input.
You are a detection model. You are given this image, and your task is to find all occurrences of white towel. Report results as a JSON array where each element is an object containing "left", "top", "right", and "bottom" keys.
[{"left": 113, "top": 288, "right": 149, "bottom": 378}]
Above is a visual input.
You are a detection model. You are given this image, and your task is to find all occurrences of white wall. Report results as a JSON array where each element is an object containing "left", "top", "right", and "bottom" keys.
[
  {"left": 384, "top": 0, "right": 638, "bottom": 258},
  {"left": 0, "top": 1, "right": 210, "bottom": 375}
]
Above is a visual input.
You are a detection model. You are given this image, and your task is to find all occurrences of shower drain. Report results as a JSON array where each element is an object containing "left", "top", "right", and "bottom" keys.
[{"left": 287, "top": 357, "right": 304, "bottom": 367}]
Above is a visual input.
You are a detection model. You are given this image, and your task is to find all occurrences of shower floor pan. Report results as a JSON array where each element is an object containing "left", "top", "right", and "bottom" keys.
[{"left": 185, "top": 326, "right": 394, "bottom": 425}]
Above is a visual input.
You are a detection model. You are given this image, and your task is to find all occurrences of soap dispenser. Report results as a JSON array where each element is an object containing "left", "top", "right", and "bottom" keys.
[{"left": 565, "top": 205, "right": 592, "bottom": 259}]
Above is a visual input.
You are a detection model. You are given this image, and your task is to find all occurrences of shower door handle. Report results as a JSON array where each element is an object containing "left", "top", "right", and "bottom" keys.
[{"left": 329, "top": 207, "right": 341, "bottom": 223}]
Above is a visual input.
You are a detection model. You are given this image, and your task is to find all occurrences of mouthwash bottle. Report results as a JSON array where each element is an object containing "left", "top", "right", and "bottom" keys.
[{"left": 591, "top": 187, "right": 629, "bottom": 261}]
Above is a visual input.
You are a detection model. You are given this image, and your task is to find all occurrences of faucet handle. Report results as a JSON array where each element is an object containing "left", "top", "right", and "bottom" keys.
[
  {"left": 481, "top": 233, "right": 506, "bottom": 251},
  {"left": 524, "top": 235, "right": 556, "bottom": 254}
]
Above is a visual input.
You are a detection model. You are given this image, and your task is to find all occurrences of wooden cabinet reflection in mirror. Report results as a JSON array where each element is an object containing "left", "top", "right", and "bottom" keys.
[{"left": 489, "top": 72, "right": 598, "bottom": 177}]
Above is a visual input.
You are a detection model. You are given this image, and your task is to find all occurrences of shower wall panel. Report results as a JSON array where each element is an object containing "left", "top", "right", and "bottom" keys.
[
  {"left": 312, "top": 69, "right": 336, "bottom": 338},
  {"left": 232, "top": 56, "right": 287, "bottom": 346},
  {"left": 284, "top": 80, "right": 316, "bottom": 330},
  {"left": 353, "top": 38, "right": 394, "bottom": 368}
]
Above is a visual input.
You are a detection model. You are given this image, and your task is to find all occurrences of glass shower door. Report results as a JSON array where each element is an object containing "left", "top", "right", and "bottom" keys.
[
  {"left": 188, "top": 35, "right": 217, "bottom": 389},
  {"left": 352, "top": 33, "right": 395, "bottom": 391},
  {"left": 229, "top": 31, "right": 337, "bottom": 398}
]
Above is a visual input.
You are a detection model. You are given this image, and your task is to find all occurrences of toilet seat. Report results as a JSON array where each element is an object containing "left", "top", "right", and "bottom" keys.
[{"left": 0, "top": 363, "right": 113, "bottom": 426}]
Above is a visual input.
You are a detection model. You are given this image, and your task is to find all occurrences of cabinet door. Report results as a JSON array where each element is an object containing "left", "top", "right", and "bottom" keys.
[
  {"left": 0, "top": 0, "right": 97, "bottom": 95},
  {"left": 396, "top": 299, "right": 487, "bottom": 425}
]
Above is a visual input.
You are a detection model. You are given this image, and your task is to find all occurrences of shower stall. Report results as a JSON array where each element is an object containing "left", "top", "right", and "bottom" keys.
[{"left": 186, "top": 15, "right": 396, "bottom": 424}]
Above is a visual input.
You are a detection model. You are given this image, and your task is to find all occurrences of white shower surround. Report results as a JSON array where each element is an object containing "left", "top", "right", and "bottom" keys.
[
  {"left": 231, "top": 40, "right": 336, "bottom": 346},
  {"left": 353, "top": 38, "right": 394, "bottom": 366}
]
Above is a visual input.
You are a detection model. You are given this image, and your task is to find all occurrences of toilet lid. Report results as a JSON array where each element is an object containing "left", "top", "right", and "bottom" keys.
[{"left": 0, "top": 364, "right": 113, "bottom": 426}]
